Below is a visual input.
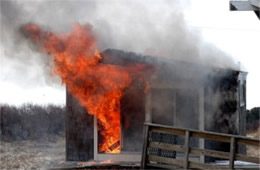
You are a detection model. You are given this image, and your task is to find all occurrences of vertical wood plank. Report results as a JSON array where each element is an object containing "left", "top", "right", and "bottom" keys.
[
  {"left": 173, "top": 90, "right": 176, "bottom": 125},
  {"left": 229, "top": 137, "right": 236, "bottom": 169},
  {"left": 145, "top": 91, "right": 151, "bottom": 123},
  {"left": 65, "top": 87, "right": 70, "bottom": 161},
  {"left": 184, "top": 130, "right": 190, "bottom": 169},
  {"left": 141, "top": 124, "right": 149, "bottom": 169},
  {"left": 199, "top": 88, "right": 205, "bottom": 163},
  {"left": 93, "top": 116, "right": 98, "bottom": 160}
]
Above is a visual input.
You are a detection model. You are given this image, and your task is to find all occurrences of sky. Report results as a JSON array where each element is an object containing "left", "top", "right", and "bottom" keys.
[{"left": 0, "top": 0, "right": 259, "bottom": 109}]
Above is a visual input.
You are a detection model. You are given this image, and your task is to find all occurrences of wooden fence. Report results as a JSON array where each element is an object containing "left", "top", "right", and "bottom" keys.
[{"left": 141, "top": 123, "right": 260, "bottom": 169}]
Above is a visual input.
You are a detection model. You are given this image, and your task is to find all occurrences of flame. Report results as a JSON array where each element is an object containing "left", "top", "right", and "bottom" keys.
[{"left": 22, "top": 23, "right": 153, "bottom": 153}]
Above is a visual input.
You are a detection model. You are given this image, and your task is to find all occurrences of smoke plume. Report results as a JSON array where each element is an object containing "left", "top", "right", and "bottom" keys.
[
  {"left": 1, "top": 0, "right": 240, "bottom": 133},
  {"left": 1, "top": 0, "right": 239, "bottom": 75}
]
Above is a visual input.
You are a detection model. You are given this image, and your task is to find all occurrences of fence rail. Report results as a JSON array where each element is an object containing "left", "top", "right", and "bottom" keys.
[{"left": 141, "top": 123, "right": 260, "bottom": 169}]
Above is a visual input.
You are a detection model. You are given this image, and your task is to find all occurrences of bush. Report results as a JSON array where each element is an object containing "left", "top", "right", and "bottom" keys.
[
  {"left": 0, "top": 104, "right": 66, "bottom": 141},
  {"left": 246, "top": 107, "right": 260, "bottom": 132}
]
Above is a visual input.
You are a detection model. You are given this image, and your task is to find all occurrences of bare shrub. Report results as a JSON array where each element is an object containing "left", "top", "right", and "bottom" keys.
[{"left": 0, "top": 104, "right": 65, "bottom": 141}]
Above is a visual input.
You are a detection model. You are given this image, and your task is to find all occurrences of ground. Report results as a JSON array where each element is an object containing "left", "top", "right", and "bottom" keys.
[
  {"left": 0, "top": 129, "right": 259, "bottom": 169},
  {"left": 0, "top": 135, "right": 66, "bottom": 169}
]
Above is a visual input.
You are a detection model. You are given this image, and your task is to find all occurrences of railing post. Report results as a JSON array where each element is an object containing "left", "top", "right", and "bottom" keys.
[
  {"left": 184, "top": 130, "right": 190, "bottom": 169},
  {"left": 141, "top": 124, "right": 150, "bottom": 169},
  {"left": 229, "top": 137, "right": 236, "bottom": 169},
  {"left": 199, "top": 87, "right": 205, "bottom": 163}
]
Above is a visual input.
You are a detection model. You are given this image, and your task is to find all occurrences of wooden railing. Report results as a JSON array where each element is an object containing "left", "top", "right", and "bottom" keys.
[{"left": 141, "top": 123, "right": 260, "bottom": 169}]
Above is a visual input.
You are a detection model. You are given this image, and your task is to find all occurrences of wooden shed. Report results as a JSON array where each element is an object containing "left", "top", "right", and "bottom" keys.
[{"left": 66, "top": 49, "right": 247, "bottom": 162}]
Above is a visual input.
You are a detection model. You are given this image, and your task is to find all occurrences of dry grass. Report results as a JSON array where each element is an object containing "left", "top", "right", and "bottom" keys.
[
  {"left": 246, "top": 127, "right": 260, "bottom": 157},
  {"left": 0, "top": 135, "right": 66, "bottom": 169}
]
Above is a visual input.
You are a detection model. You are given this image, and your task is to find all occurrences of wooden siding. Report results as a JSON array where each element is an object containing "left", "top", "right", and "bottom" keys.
[{"left": 66, "top": 89, "right": 94, "bottom": 161}]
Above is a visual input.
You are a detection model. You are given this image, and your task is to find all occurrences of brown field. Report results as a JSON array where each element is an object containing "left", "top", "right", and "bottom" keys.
[{"left": 0, "top": 135, "right": 66, "bottom": 169}]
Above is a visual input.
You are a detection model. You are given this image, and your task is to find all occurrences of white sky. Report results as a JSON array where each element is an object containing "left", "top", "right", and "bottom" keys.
[{"left": 0, "top": 0, "right": 259, "bottom": 109}]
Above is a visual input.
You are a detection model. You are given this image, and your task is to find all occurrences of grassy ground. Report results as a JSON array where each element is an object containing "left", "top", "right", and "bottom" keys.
[{"left": 0, "top": 135, "right": 66, "bottom": 169}]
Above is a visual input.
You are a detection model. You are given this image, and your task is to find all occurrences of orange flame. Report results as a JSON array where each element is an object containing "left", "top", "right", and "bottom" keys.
[{"left": 22, "top": 23, "right": 153, "bottom": 153}]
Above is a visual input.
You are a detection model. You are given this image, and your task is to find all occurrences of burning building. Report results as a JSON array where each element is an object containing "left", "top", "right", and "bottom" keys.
[
  {"left": 20, "top": 23, "right": 247, "bottom": 163},
  {"left": 66, "top": 49, "right": 247, "bottom": 162}
]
